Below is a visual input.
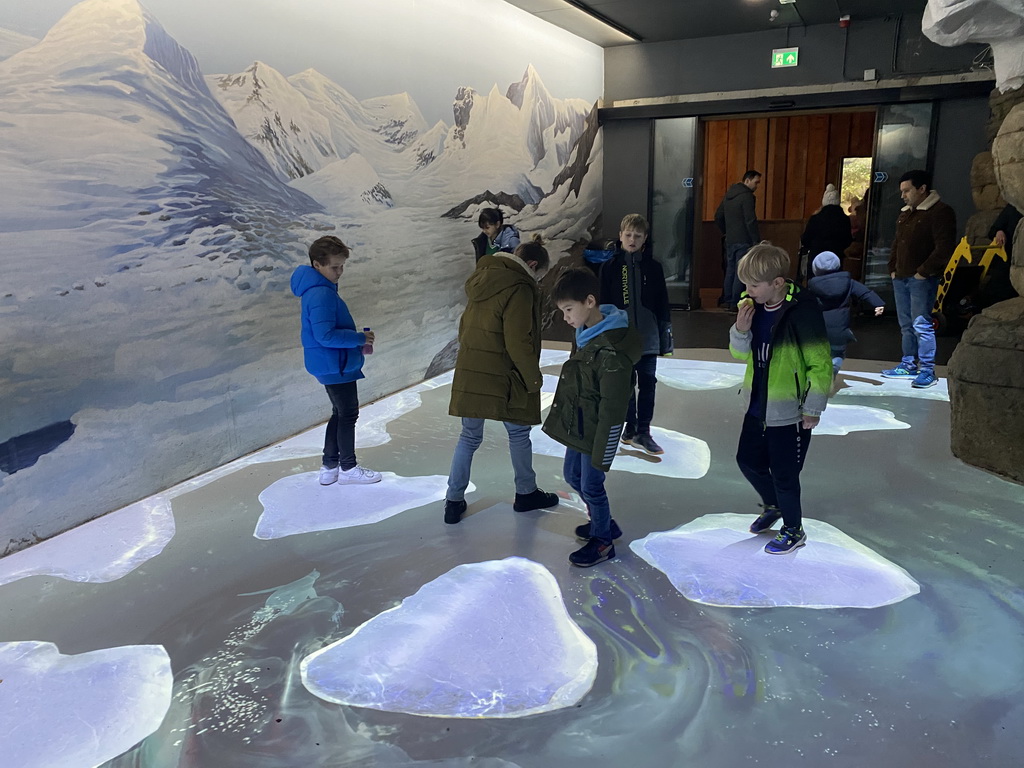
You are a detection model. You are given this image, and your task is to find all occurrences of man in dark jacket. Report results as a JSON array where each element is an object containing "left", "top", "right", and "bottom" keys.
[
  {"left": 715, "top": 170, "right": 762, "bottom": 309},
  {"left": 598, "top": 214, "right": 673, "bottom": 455},
  {"left": 445, "top": 241, "right": 559, "bottom": 523},
  {"left": 882, "top": 170, "right": 957, "bottom": 389}
]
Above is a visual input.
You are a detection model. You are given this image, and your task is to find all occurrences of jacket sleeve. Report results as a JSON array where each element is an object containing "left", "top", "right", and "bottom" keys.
[
  {"left": 800, "top": 215, "right": 816, "bottom": 249},
  {"left": 598, "top": 258, "right": 623, "bottom": 308},
  {"left": 792, "top": 304, "right": 833, "bottom": 418},
  {"left": 728, "top": 324, "right": 752, "bottom": 361},
  {"left": 591, "top": 351, "right": 633, "bottom": 471},
  {"left": 308, "top": 288, "right": 365, "bottom": 348},
  {"left": 743, "top": 193, "right": 760, "bottom": 243},
  {"left": 988, "top": 205, "right": 1011, "bottom": 239},
  {"left": 919, "top": 206, "right": 957, "bottom": 278},
  {"left": 646, "top": 259, "right": 674, "bottom": 355},
  {"left": 850, "top": 280, "right": 885, "bottom": 309},
  {"left": 714, "top": 199, "right": 726, "bottom": 234},
  {"left": 502, "top": 285, "right": 542, "bottom": 393}
]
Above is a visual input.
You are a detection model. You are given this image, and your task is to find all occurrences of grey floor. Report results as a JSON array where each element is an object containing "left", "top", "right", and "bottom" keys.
[{"left": 2, "top": 346, "right": 1022, "bottom": 768}]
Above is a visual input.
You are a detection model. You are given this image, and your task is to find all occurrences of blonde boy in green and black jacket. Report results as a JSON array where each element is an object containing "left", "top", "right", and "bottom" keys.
[
  {"left": 729, "top": 242, "right": 832, "bottom": 555},
  {"left": 544, "top": 268, "right": 642, "bottom": 567}
]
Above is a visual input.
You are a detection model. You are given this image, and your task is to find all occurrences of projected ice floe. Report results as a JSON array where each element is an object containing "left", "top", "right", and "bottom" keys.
[
  {"left": 815, "top": 404, "right": 910, "bottom": 435},
  {"left": 540, "top": 348, "right": 571, "bottom": 367},
  {"left": 1, "top": 641, "right": 173, "bottom": 768},
  {"left": 656, "top": 358, "right": 746, "bottom": 391},
  {"left": 630, "top": 514, "right": 920, "bottom": 609},
  {"left": 255, "top": 472, "right": 460, "bottom": 539},
  {"left": 836, "top": 371, "right": 950, "bottom": 401},
  {"left": 0, "top": 496, "right": 175, "bottom": 586},
  {"left": 300, "top": 557, "right": 597, "bottom": 717},
  {"left": 531, "top": 425, "right": 710, "bottom": 479}
]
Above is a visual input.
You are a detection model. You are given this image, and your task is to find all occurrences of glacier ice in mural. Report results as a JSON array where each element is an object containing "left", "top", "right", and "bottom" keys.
[
  {"left": 630, "top": 514, "right": 921, "bottom": 609},
  {"left": 301, "top": 557, "right": 598, "bottom": 717},
  {"left": 0, "top": 0, "right": 601, "bottom": 553},
  {"left": 0, "top": 641, "right": 173, "bottom": 768},
  {"left": 255, "top": 472, "right": 458, "bottom": 539}
]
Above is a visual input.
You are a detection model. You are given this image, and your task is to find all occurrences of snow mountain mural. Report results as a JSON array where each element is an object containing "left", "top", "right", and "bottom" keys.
[{"left": 0, "top": 0, "right": 603, "bottom": 554}]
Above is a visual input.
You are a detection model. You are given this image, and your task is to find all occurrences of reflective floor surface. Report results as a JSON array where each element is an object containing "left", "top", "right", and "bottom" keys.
[{"left": 1, "top": 347, "right": 1022, "bottom": 768}]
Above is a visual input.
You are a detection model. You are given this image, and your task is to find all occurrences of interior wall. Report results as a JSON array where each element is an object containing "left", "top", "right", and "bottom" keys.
[
  {"left": 602, "top": 120, "right": 653, "bottom": 238},
  {"left": 605, "top": 14, "right": 985, "bottom": 104},
  {"left": 702, "top": 111, "right": 876, "bottom": 222},
  {"left": 0, "top": 0, "right": 604, "bottom": 554}
]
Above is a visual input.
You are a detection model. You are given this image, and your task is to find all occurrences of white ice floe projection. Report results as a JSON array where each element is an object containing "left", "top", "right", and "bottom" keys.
[
  {"left": 255, "top": 473, "right": 464, "bottom": 539},
  {"left": 531, "top": 425, "right": 712, "bottom": 479},
  {"left": 814, "top": 404, "right": 910, "bottom": 435},
  {"left": 836, "top": 372, "right": 950, "bottom": 401},
  {"left": 656, "top": 359, "right": 746, "bottom": 391},
  {"left": 0, "top": 641, "right": 173, "bottom": 768},
  {"left": 0, "top": 496, "right": 175, "bottom": 586},
  {"left": 0, "top": 0, "right": 602, "bottom": 554},
  {"left": 630, "top": 514, "right": 920, "bottom": 609},
  {"left": 301, "top": 557, "right": 597, "bottom": 717}
]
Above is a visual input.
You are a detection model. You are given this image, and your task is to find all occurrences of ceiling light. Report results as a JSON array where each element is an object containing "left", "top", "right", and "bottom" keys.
[{"left": 559, "top": 0, "right": 643, "bottom": 42}]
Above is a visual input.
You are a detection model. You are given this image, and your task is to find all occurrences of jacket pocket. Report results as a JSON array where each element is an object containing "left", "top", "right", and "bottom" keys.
[{"left": 509, "top": 368, "right": 528, "bottom": 410}]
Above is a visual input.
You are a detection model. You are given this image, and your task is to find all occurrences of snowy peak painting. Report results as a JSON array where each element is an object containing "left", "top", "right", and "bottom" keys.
[{"left": 0, "top": 0, "right": 603, "bottom": 553}]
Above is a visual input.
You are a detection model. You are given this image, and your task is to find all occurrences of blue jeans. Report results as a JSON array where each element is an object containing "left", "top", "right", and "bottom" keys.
[
  {"left": 724, "top": 243, "right": 751, "bottom": 305},
  {"left": 563, "top": 448, "right": 612, "bottom": 543},
  {"left": 892, "top": 276, "right": 939, "bottom": 372},
  {"left": 446, "top": 417, "right": 537, "bottom": 501}
]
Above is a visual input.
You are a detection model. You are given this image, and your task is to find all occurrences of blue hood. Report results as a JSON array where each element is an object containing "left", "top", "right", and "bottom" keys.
[
  {"left": 291, "top": 264, "right": 335, "bottom": 297},
  {"left": 576, "top": 305, "right": 629, "bottom": 348}
]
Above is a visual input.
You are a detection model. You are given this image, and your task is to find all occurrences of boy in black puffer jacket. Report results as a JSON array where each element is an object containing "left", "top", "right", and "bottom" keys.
[{"left": 806, "top": 251, "right": 884, "bottom": 377}]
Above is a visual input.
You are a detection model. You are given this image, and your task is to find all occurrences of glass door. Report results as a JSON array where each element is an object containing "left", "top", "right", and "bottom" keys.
[
  {"left": 863, "top": 103, "right": 936, "bottom": 302},
  {"left": 651, "top": 117, "right": 699, "bottom": 308}
]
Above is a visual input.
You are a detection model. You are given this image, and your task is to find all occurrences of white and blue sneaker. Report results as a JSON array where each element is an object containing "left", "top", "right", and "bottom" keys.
[
  {"left": 318, "top": 465, "right": 339, "bottom": 485},
  {"left": 765, "top": 525, "right": 807, "bottom": 555},
  {"left": 881, "top": 363, "right": 918, "bottom": 379},
  {"left": 911, "top": 370, "right": 939, "bottom": 389}
]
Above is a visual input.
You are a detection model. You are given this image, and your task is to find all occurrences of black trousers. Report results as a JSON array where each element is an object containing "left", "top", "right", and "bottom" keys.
[
  {"left": 323, "top": 381, "right": 359, "bottom": 471},
  {"left": 736, "top": 413, "right": 812, "bottom": 529},
  {"left": 625, "top": 353, "right": 659, "bottom": 433}
]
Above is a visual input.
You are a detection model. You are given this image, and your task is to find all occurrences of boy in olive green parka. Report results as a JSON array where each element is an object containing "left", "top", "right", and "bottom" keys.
[{"left": 544, "top": 268, "right": 642, "bottom": 567}]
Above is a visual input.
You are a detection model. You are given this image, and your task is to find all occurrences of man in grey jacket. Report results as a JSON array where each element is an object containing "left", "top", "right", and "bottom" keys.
[{"left": 715, "top": 170, "right": 762, "bottom": 309}]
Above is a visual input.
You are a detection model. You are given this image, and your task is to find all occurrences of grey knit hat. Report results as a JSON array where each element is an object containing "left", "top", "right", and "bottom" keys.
[
  {"left": 813, "top": 251, "right": 841, "bottom": 275},
  {"left": 822, "top": 183, "right": 840, "bottom": 207}
]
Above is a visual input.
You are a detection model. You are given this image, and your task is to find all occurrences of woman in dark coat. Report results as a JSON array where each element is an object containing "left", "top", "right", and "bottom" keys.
[{"left": 800, "top": 184, "right": 853, "bottom": 277}]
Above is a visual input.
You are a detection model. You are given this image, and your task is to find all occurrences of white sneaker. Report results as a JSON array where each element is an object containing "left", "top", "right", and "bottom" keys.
[
  {"left": 337, "top": 465, "right": 382, "bottom": 484},
  {"left": 318, "top": 466, "right": 339, "bottom": 485}
]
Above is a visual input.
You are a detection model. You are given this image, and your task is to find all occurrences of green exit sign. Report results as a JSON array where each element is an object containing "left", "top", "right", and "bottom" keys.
[{"left": 772, "top": 47, "right": 799, "bottom": 68}]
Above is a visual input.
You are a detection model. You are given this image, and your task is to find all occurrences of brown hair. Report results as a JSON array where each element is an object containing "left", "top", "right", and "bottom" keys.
[
  {"left": 514, "top": 234, "right": 550, "bottom": 271},
  {"left": 308, "top": 235, "right": 350, "bottom": 266},
  {"left": 619, "top": 213, "right": 648, "bottom": 235}
]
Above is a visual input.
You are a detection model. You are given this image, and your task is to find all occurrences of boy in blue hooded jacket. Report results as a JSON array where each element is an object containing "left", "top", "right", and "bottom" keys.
[
  {"left": 544, "top": 268, "right": 642, "bottom": 567},
  {"left": 290, "top": 236, "right": 381, "bottom": 486}
]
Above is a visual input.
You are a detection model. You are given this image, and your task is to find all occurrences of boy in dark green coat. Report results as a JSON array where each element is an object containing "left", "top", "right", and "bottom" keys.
[
  {"left": 544, "top": 268, "right": 642, "bottom": 566},
  {"left": 445, "top": 237, "right": 559, "bottom": 524}
]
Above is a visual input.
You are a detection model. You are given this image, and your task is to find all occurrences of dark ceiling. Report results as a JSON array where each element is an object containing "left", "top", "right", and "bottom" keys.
[{"left": 504, "top": 0, "right": 930, "bottom": 47}]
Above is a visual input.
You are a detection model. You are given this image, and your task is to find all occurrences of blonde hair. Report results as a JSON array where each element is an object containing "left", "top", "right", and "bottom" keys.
[
  {"left": 619, "top": 213, "right": 648, "bottom": 235},
  {"left": 737, "top": 241, "right": 790, "bottom": 285}
]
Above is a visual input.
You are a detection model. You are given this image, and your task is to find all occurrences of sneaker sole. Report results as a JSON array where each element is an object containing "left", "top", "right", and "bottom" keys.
[
  {"left": 319, "top": 478, "right": 337, "bottom": 486},
  {"left": 911, "top": 381, "right": 938, "bottom": 389},
  {"left": 630, "top": 439, "right": 664, "bottom": 455},
  {"left": 880, "top": 373, "right": 917, "bottom": 379},
  {"left": 569, "top": 553, "right": 614, "bottom": 567},
  {"left": 765, "top": 539, "right": 807, "bottom": 555},
  {"left": 336, "top": 476, "right": 383, "bottom": 485}
]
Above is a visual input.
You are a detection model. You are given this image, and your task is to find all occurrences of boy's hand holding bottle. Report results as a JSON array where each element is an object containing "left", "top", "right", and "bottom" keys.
[{"left": 362, "top": 327, "right": 375, "bottom": 354}]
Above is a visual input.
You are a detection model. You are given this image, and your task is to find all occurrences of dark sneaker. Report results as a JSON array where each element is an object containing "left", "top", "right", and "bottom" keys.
[
  {"left": 513, "top": 488, "right": 559, "bottom": 512},
  {"left": 911, "top": 370, "right": 938, "bottom": 389},
  {"left": 631, "top": 433, "right": 664, "bottom": 455},
  {"left": 749, "top": 504, "right": 782, "bottom": 534},
  {"left": 764, "top": 525, "right": 807, "bottom": 555},
  {"left": 620, "top": 424, "right": 637, "bottom": 444},
  {"left": 569, "top": 538, "right": 615, "bottom": 567},
  {"left": 575, "top": 518, "right": 624, "bottom": 541},
  {"left": 881, "top": 363, "right": 918, "bottom": 379},
  {"left": 444, "top": 499, "right": 467, "bottom": 525}
]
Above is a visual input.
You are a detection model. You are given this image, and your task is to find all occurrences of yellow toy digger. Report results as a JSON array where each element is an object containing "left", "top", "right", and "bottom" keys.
[{"left": 931, "top": 236, "right": 1010, "bottom": 334}]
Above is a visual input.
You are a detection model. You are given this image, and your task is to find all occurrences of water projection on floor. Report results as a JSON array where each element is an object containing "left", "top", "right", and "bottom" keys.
[
  {"left": 0, "top": 641, "right": 173, "bottom": 768},
  {"left": 300, "top": 557, "right": 597, "bottom": 717},
  {"left": 630, "top": 513, "right": 920, "bottom": 609}
]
